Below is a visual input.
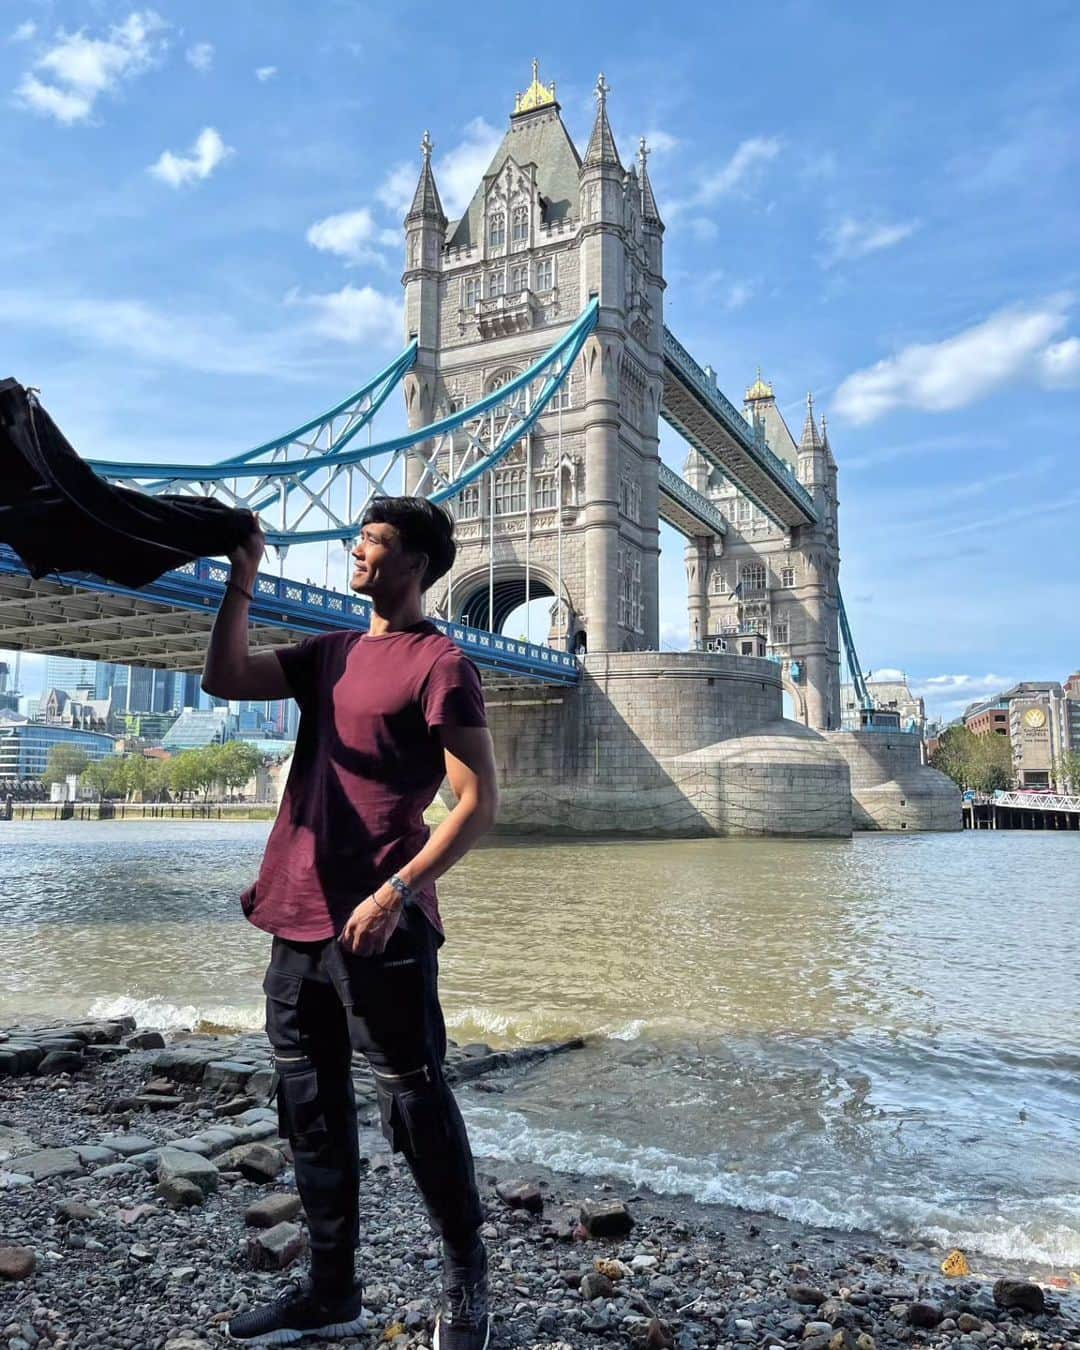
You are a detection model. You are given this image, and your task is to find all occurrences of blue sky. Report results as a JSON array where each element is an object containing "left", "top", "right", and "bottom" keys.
[{"left": 2, "top": 0, "right": 1078, "bottom": 720}]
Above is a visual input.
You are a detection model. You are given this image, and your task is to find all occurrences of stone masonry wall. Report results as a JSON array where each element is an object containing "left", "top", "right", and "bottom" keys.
[{"left": 825, "top": 731, "right": 962, "bottom": 832}]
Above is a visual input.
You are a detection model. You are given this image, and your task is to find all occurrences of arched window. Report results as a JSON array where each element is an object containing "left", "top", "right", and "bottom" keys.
[
  {"left": 488, "top": 270, "right": 505, "bottom": 299},
  {"left": 493, "top": 467, "right": 527, "bottom": 515},
  {"left": 535, "top": 257, "right": 554, "bottom": 291},
  {"left": 740, "top": 562, "right": 766, "bottom": 591},
  {"left": 487, "top": 368, "right": 522, "bottom": 418},
  {"left": 511, "top": 205, "right": 528, "bottom": 243},
  {"left": 510, "top": 263, "right": 529, "bottom": 294},
  {"left": 711, "top": 570, "right": 727, "bottom": 593},
  {"left": 458, "top": 485, "right": 480, "bottom": 520},
  {"left": 488, "top": 211, "right": 505, "bottom": 249}
]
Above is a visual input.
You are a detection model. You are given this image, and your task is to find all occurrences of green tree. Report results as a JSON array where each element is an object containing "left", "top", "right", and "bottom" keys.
[
  {"left": 82, "top": 756, "right": 125, "bottom": 800},
  {"left": 931, "top": 726, "right": 1013, "bottom": 792},
  {"left": 214, "top": 741, "right": 262, "bottom": 795},
  {"left": 39, "top": 745, "right": 90, "bottom": 786},
  {"left": 168, "top": 748, "right": 213, "bottom": 801},
  {"left": 1054, "top": 750, "right": 1080, "bottom": 794}
]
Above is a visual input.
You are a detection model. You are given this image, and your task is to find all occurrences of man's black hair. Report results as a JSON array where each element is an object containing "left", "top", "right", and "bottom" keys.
[{"left": 361, "top": 495, "right": 456, "bottom": 591}]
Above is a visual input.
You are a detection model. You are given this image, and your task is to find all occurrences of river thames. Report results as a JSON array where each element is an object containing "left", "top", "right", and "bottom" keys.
[{"left": 1, "top": 821, "right": 1077, "bottom": 1267}]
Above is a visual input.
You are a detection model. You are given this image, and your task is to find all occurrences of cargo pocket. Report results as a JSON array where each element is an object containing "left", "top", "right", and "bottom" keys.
[
  {"left": 373, "top": 1066, "right": 451, "bottom": 1159},
  {"left": 262, "top": 967, "right": 304, "bottom": 1052},
  {"left": 277, "top": 1065, "right": 328, "bottom": 1150}
]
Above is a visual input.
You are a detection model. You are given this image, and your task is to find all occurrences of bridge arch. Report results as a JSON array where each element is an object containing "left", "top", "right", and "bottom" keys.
[
  {"left": 439, "top": 562, "right": 575, "bottom": 648},
  {"left": 781, "top": 671, "right": 807, "bottom": 725}
]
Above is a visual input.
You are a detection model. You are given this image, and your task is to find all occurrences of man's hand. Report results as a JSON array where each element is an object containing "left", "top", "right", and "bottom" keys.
[
  {"left": 228, "top": 519, "right": 266, "bottom": 584},
  {"left": 338, "top": 885, "right": 403, "bottom": 955}
]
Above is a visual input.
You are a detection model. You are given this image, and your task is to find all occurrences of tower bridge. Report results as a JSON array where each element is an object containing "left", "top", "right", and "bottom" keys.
[{"left": 0, "top": 63, "right": 960, "bottom": 834}]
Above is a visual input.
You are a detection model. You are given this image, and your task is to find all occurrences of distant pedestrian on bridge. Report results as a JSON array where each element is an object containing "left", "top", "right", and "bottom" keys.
[{"left": 202, "top": 496, "right": 499, "bottom": 1349}]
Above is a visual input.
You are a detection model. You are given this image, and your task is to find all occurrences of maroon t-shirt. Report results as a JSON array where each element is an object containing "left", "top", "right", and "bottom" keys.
[{"left": 240, "top": 622, "right": 486, "bottom": 942}]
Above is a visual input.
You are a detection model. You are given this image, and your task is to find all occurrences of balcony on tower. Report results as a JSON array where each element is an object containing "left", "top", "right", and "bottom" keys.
[{"left": 477, "top": 286, "right": 541, "bottom": 337}]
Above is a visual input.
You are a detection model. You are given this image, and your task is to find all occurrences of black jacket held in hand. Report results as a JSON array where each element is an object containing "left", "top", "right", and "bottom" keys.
[{"left": 0, "top": 378, "right": 257, "bottom": 588}]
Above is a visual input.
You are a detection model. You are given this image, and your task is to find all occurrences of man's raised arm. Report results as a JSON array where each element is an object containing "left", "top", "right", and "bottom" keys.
[{"left": 201, "top": 524, "right": 294, "bottom": 701}]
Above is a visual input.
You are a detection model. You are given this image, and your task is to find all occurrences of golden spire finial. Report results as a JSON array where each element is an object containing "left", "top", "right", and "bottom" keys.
[
  {"left": 514, "top": 60, "right": 557, "bottom": 114},
  {"left": 745, "top": 367, "right": 774, "bottom": 402}
]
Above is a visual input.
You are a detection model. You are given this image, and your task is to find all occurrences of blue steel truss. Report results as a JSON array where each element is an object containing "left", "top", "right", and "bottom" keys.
[
  {"left": 0, "top": 546, "right": 581, "bottom": 685},
  {"left": 88, "top": 301, "right": 599, "bottom": 549}
]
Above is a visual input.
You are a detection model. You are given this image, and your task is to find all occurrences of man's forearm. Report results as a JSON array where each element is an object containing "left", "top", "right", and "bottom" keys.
[
  {"left": 201, "top": 569, "right": 254, "bottom": 696},
  {"left": 393, "top": 791, "right": 498, "bottom": 898}
]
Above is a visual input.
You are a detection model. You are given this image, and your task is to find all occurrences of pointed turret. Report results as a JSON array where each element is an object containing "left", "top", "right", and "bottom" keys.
[
  {"left": 406, "top": 130, "right": 446, "bottom": 226},
  {"left": 582, "top": 73, "right": 622, "bottom": 169},
  {"left": 799, "top": 392, "right": 822, "bottom": 451},
  {"left": 638, "top": 137, "right": 663, "bottom": 228}
]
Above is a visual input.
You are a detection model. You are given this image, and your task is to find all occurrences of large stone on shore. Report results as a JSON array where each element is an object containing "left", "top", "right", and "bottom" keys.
[
  {"left": 99, "top": 1133, "right": 155, "bottom": 1157},
  {"left": 788, "top": 1284, "right": 827, "bottom": 1306},
  {"left": 580, "top": 1198, "right": 634, "bottom": 1238},
  {"left": 127, "top": 1030, "right": 166, "bottom": 1050},
  {"left": 202, "top": 1060, "right": 258, "bottom": 1095},
  {"left": 907, "top": 1301, "right": 942, "bottom": 1328},
  {"left": 247, "top": 1221, "right": 305, "bottom": 1270},
  {"left": 56, "top": 1198, "right": 101, "bottom": 1222},
  {"left": 9, "top": 1147, "right": 85, "bottom": 1182},
  {"left": 158, "top": 1176, "right": 206, "bottom": 1209},
  {"left": 579, "top": 1271, "right": 615, "bottom": 1300},
  {"left": 496, "top": 1179, "right": 544, "bottom": 1214},
  {"left": 0, "top": 1246, "right": 36, "bottom": 1280},
  {"left": 244, "top": 1192, "right": 303, "bottom": 1228},
  {"left": 235, "top": 1143, "right": 285, "bottom": 1183},
  {"left": 992, "top": 1277, "right": 1044, "bottom": 1313},
  {"left": 152, "top": 1048, "right": 215, "bottom": 1083},
  {"left": 116, "top": 1093, "right": 185, "bottom": 1111},
  {"left": 156, "top": 1148, "right": 219, "bottom": 1196},
  {"left": 72, "top": 1144, "right": 119, "bottom": 1166}
]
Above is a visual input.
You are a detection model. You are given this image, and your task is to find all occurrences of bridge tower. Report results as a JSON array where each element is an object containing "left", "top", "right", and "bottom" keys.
[
  {"left": 683, "top": 380, "right": 842, "bottom": 730},
  {"left": 401, "top": 65, "right": 664, "bottom": 652}
]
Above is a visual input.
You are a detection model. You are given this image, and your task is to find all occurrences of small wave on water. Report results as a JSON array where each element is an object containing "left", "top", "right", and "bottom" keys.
[
  {"left": 443, "top": 1005, "right": 659, "bottom": 1047},
  {"left": 461, "top": 1103, "right": 1080, "bottom": 1269},
  {"left": 87, "top": 995, "right": 264, "bottom": 1034}
]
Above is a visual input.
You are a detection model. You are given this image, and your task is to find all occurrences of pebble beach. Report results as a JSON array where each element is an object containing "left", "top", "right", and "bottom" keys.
[{"left": 2, "top": 1017, "right": 1078, "bottom": 1350}]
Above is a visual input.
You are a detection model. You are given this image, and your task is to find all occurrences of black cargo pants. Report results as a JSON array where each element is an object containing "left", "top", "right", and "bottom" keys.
[{"left": 262, "top": 903, "right": 484, "bottom": 1291}]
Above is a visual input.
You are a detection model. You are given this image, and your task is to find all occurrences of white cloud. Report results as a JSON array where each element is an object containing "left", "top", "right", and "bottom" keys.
[
  {"left": 867, "top": 667, "right": 906, "bottom": 681},
  {"left": 1039, "top": 336, "right": 1080, "bottom": 387},
  {"left": 306, "top": 207, "right": 398, "bottom": 264},
  {"left": 833, "top": 297, "right": 1080, "bottom": 424},
  {"left": 287, "top": 284, "right": 403, "bottom": 348},
  {"left": 379, "top": 118, "right": 502, "bottom": 221},
  {"left": 726, "top": 281, "right": 754, "bottom": 311},
  {"left": 699, "top": 136, "right": 781, "bottom": 202},
  {"left": 148, "top": 126, "right": 233, "bottom": 188},
  {"left": 14, "top": 10, "right": 168, "bottom": 125},
  {"left": 908, "top": 673, "right": 1017, "bottom": 719},
  {"left": 185, "top": 42, "right": 213, "bottom": 73},
  {"left": 822, "top": 216, "right": 920, "bottom": 266},
  {"left": 255, "top": 65, "right": 277, "bottom": 82},
  {"left": 9, "top": 20, "right": 36, "bottom": 43},
  {"left": 644, "top": 128, "right": 678, "bottom": 154}
]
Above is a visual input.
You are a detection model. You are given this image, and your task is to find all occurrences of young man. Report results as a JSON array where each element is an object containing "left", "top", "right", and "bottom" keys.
[{"left": 202, "top": 496, "right": 498, "bottom": 1349}]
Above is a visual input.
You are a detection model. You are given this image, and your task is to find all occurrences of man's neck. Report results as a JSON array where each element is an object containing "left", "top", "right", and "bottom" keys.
[{"left": 367, "top": 594, "right": 425, "bottom": 636}]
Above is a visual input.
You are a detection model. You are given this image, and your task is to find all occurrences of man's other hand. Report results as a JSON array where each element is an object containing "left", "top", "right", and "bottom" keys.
[
  {"left": 338, "top": 888, "right": 403, "bottom": 955},
  {"left": 228, "top": 519, "right": 266, "bottom": 581}
]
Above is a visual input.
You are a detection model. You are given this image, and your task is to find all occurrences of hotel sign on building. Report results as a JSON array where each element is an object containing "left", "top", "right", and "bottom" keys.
[{"left": 1010, "top": 698, "right": 1056, "bottom": 789}]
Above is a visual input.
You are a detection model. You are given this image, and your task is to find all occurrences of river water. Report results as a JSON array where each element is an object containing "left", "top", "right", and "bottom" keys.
[{"left": 1, "top": 822, "right": 1077, "bottom": 1267}]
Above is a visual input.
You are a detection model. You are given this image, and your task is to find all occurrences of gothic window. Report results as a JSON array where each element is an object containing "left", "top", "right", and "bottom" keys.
[
  {"left": 781, "top": 565, "right": 796, "bottom": 588},
  {"left": 463, "top": 275, "right": 481, "bottom": 309},
  {"left": 487, "top": 368, "right": 522, "bottom": 417},
  {"left": 618, "top": 549, "right": 643, "bottom": 631},
  {"left": 535, "top": 474, "right": 557, "bottom": 509},
  {"left": 740, "top": 562, "right": 766, "bottom": 591},
  {"left": 535, "top": 257, "right": 554, "bottom": 290},
  {"left": 736, "top": 497, "right": 751, "bottom": 523},
  {"left": 772, "top": 620, "right": 789, "bottom": 644},
  {"left": 488, "top": 211, "right": 505, "bottom": 249},
  {"left": 632, "top": 555, "right": 643, "bottom": 632},
  {"left": 510, "top": 263, "right": 529, "bottom": 294},
  {"left": 585, "top": 184, "right": 599, "bottom": 222},
  {"left": 409, "top": 236, "right": 419, "bottom": 267},
  {"left": 711, "top": 570, "right": 727, "bottom": 594},
  {"left": 458, "top": 485, "right": 480, "bottom": 520},
  {"left": 619, "top": 477, "right": 641, "bottom": 523},
  {"left": 511, "top": 205, "right": 528, "bottom": 244},
  {"left": 493, "top": 467, "right": 526, "bottom": 516},
  {"left": 746, "top": 617, "right": 767, "bottom": 636},
  {"left": 488, "top": 270, "right": 505, "bottom": 299}
]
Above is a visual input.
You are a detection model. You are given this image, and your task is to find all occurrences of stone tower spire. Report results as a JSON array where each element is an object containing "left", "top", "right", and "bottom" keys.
[
  {"left": 406, "top": 130, "right": 446, "bottom": 224},
  {"left": 582, "top": 73, "right": 622, "bottom": 169},
  {"left": 799, "top": 392, "right": 822, "bottom": 450},
  {"left": 638, "top": 137, "right": 663, "bottom": 228}
]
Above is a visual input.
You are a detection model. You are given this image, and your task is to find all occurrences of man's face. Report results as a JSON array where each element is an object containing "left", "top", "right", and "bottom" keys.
[{"left": 350, "top": 522, "right": 422, "bottom": 597}]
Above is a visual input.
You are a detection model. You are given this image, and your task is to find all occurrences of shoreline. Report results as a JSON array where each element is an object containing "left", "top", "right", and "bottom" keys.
[{"left": 1, "top": 1018, "right": 1077, "bottom": 1348}]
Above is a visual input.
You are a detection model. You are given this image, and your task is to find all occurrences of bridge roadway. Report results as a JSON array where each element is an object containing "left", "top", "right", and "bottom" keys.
[
  {"left": 0, "top": 546, "right": 580, "bottom": 687},
  {"left": 662, "top": 328, "right": 819, "bottom": 529}
]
